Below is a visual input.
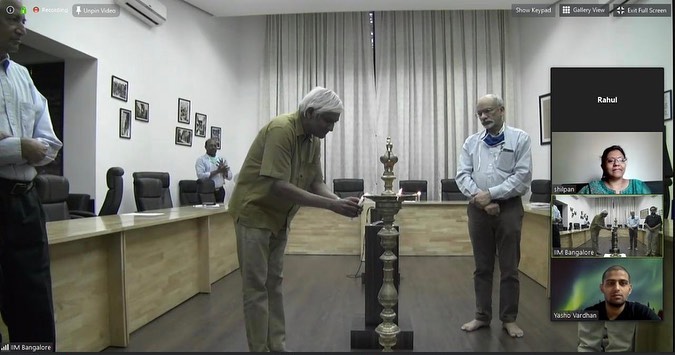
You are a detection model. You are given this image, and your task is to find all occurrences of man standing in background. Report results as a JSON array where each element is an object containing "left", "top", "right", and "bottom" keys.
[
  {"left": 456, "top": 94, "right": 532, "bottom": 338},
  {"left": 626, "top": 211, "right": 639, "bottom": 251},
  {"left": 0, "top": 0, "right": 62, "bottom": 347},
  {"left": 644, "top": 206, "right": 662, "bottom": 256},
  {"left": 195, "top": 138, "right": 232, "bottom": 203}
]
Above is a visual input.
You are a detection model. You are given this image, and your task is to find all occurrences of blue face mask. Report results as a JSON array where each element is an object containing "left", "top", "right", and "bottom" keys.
[{"left": 482, "top": 131, "right": 505, "bottom": 147}]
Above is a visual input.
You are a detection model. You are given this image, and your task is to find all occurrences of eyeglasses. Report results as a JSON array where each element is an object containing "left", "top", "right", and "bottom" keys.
[
  {"left": 475, "top": 107, "right": 499, "bottom": 117},
  {"left": 605, "top": 158, "right": 627, "bottom": 164}
]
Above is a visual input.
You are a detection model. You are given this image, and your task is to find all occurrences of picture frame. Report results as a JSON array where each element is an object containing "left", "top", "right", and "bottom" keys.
[
  {"left": 211, "top": 126, "right": 222, "bottom": 150},
  {"left": 195, "top": 113, "right": 207, "bottom": 137},
  {"left": 119, "top": 108, "right": 131, "bottom": 139},
  {"left": 135, "top": 100, "right": 149, "bottom": 122},
  {"left": 539, "top": 93, "right": 551, "bottom": 145},
  {"left": 111, "top": 76, "right": 128, "bottom": 102},
  {"left": 175, "top": 127, "right": 193, "bottom": 147},
  {"left": 178, "top": 98, "right": 191, "bottom": 124},
  {"left": 665, "top": 90, "right": 672, "bottom": 121}
]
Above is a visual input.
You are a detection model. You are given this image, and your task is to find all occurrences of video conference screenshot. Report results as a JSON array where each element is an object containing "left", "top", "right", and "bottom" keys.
[{"left": 0, "top": 0, "right": 672, "bottom": 353}]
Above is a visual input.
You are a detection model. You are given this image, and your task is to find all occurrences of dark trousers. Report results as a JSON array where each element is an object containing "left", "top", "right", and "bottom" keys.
[
  {"left": 628, "top": 228, "right": 637, "bottom": 249},
  {"left": 467, "top": 196, "right": 523, "bottom": 323},
  {"left": 0, "top": 180, "right": 56, "bottom": 346},
  {"left": 552, "top": 224, "right": 561, "bottom": 249},
  {"left": 215, "top": 187, "right": 225, "bottom": 203}
]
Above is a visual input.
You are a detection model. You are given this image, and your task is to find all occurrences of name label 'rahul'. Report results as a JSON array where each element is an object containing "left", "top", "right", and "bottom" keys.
[{"left": 597, "top": 96, "right": 618, "bottom": 103}]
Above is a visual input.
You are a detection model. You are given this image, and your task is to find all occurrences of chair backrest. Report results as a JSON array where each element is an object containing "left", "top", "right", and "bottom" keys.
[
  {"left": 178, "top": 180, "right": 200, "bottom": 206},
  {"left": 198, "top": 179, "right": 217, "bottom": 204},
  {"left": 133, "top": 178, "right": 164, "bottom": 212},
  {"left": 399, "top": 180, "right": 427, "bottom": 201},
  {"left": 34, "top": 174, "right": 71, "bottom": 222},
  {"left": 133, "top": 172, "right": 173, "bottom": 209},
  {"left": 441, "top": 178, "right": 468, "bottom": 201},
  {"left": 333, "top": 178, "right": 364, "bottom": 199},
  {"left": 530, "top": 179, "right": 551, "bottom": 203},
  {"left": 99, "top": 167, "right": 124, "bottom": 216}
]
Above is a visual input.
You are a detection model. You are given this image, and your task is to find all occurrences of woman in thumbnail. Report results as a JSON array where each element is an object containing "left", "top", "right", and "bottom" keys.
[{"left": 579, "top": 145, "right": 651, "bottom": 195}]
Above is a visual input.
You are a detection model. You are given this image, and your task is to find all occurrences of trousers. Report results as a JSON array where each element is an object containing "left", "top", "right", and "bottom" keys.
[
  {"left": 234, "top": 221, "right": 288, "bottom": 352},
  {"left": 0, "top": 180, "right": 56, "bottom": 346},
  {"left": 466, "top": 196, "right": 523, "bottom": 323}
]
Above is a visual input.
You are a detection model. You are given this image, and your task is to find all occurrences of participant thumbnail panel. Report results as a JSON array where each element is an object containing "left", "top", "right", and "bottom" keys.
[
  {"left": 551, "top": 195, "right": 664, "bottom": 258},
  {"left": 550, "top": 258, "right": 663, "bottom": 321},
  {"left": 551, "top": 132, "right": 662, "bottom": 195}
]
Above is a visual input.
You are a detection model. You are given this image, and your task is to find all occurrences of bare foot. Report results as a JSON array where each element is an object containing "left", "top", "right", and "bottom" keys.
[
  {"left": 460, "top": 319, "right": 489, "bottom": 332},
  {"left": 503, "top": 322, "right": 524, "bottom": 338}
]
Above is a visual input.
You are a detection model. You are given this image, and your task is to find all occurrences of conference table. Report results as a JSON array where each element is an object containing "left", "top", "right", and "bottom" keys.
[{"left": 0, "top": 202, "right": 669, "bottom": 351}]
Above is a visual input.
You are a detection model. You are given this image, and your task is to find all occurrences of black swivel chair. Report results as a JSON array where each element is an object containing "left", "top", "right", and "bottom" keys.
[
  {"left": 34, "top": 174, "right": 84, "bottom": 222},
  {"left": 530, "top": 179, "right": 551, "bottom": 203},
  {"left": 133, "top": 172, "right": 173, "bottom": 209},
  {"left": 178, "top": 180, "right": 200, "bottom": 206},
  {"left": 133, "top": 178, "right": 164, "bottom": 212},
  {"left": 333, "top": 178, "right": 364, "bottom": 199},
  {"left": 441, "top": 178, "right": 468, "bottom": 201},
  {"left": 399, "top": 180, "right": 427, "bottom": 201},
  {"left": 198, "top": 179, "right": 217, "bottom": 204},
  {"left": 70, "top": 167, "right": 125, "bottom": 217}
]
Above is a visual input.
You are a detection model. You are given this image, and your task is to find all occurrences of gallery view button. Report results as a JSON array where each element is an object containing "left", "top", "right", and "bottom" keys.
[
  {"left": 511, "top": 4, "right": 555, "bottom": 17},
  {"left": 559, "top": 4, "right": 609, "bottom": 17},
  {"left": 613, "top": 4, "right": 671, "bottom": 17}
]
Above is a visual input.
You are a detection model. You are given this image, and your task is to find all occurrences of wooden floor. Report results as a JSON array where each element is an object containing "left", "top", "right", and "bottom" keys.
[{"left": 104, "top": 255, "right": 579, "bottom": 352}]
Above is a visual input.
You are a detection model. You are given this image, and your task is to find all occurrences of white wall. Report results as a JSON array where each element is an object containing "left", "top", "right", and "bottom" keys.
[
  {"left": 513, "top": 2, "right": 673, "bottom": 187},
  {"left": 25, "top": 0, "right": 265, "bottom": 212},
  {"left": 552, "top": 132, "right": 662, "bottom": 184}
]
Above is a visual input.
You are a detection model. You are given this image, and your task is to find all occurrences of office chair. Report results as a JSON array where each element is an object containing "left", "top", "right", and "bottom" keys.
[
  {"left": 333, "top": 178, "right": 364, "bottom": 199},
  {"left": 133, "top": 172, "right": 173, "bottom": 209},
  {"left": 530, "top": 179, "right": 551, "bottom": 203},
  {"left": 399, "top": 180, "right": 427, "bottom": 201},
  {"left": 441, "top": 178, "right": 468, "bottom": 201}
]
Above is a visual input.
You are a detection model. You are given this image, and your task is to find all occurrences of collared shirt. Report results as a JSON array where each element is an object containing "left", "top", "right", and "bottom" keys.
[
  {"left": 195, "top": 154, "right": 233, "bottom": 189},
  {"left": 0, "top": 57, "right": 62, "bottom": 181},
  {"left": 552, "top": 205, "right": 562, "bottom": 222},
  {"left": 456, "top": 125, "right": 532, "bottom": 200},
  {"left": 626, "top": 215, "right": 640, "bottom": 228},
  {"left": 644, "top": 213, "right": 662, "bottom": 228},
  {"left": 590, "top": 214, "right": 606, "bottom": 234},
  {"left": 228, "top": 112, "right": 322, "bottom": 235}
]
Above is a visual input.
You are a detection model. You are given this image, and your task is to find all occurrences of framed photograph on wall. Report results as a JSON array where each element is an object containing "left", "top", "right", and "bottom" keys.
[
  {"left": 175, "top": 127, "right": 193, "bottom": 147},
  {"left": 111, "top": 76, "right": 128, "bottom": 102},
  {"left": 195, "top": 113, "right": 207, "bottom": 137},
  {"left": 665, "top": 90, "right": 672, "bottom": 121},
  {"left": 211, "top": 126, "right": 222, "bottom": 150},
  {"left": 178, "top": 98, "right": 191, "bottom": 124},
  {"left": 539, "top": 93, "right": 551, "bottom": 145},
  {"left": 119, "top": 109, "right": 131, "bottom": 139},
  {"left": 135, "top": 100, "right": 149, "bottom": 122}
]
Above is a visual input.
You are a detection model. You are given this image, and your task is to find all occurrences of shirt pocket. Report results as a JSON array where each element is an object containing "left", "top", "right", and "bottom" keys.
[
  {"left": 496, "top": 150, "right": 515, "bottom": 172},
  {"left": 20, "top": 102, "right": 39, "bottom": 138}
]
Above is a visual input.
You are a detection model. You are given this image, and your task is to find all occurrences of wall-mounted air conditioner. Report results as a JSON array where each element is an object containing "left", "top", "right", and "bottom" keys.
[{"left": 115, "top": 0, "right": 167, "bottom": 27}]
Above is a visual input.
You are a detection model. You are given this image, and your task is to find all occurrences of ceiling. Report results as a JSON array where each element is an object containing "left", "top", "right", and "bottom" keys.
[{"left": 183, "top": 0, "right": 558, "bottom": 17}]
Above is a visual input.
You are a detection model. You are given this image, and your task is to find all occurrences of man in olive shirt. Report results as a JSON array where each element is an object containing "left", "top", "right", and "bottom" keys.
[
  {"left": 590, "top": 210, "right": 612, "bottom": 256},
  {"left": 228, "top": 87, "right": 361, "bottom": 352}
]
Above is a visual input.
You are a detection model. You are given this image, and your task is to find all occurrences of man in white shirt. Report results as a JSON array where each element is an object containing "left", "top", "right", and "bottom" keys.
[
  {"left": 195, "top": 138, "right": 233, "bottom": 202},
  {"left": 456, "top": 94, "right": 532, "bottom": 338},
  {"left": 0, "top": 0, "right": 62, "bottom": 346},
  {"left": 626, "top": 211, "right": 639, "bottom": 251}
]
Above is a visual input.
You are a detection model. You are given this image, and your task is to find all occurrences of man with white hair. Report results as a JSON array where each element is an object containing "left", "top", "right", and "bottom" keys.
[
  {"left": 228, "top": 87, "right": 361, "bottom": 352},
  {"left": 590, "top": 209, "right": 612, "bottom": 256},
  {"left": 456, "top": 94, "right": 532, "bottom": 338}
]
